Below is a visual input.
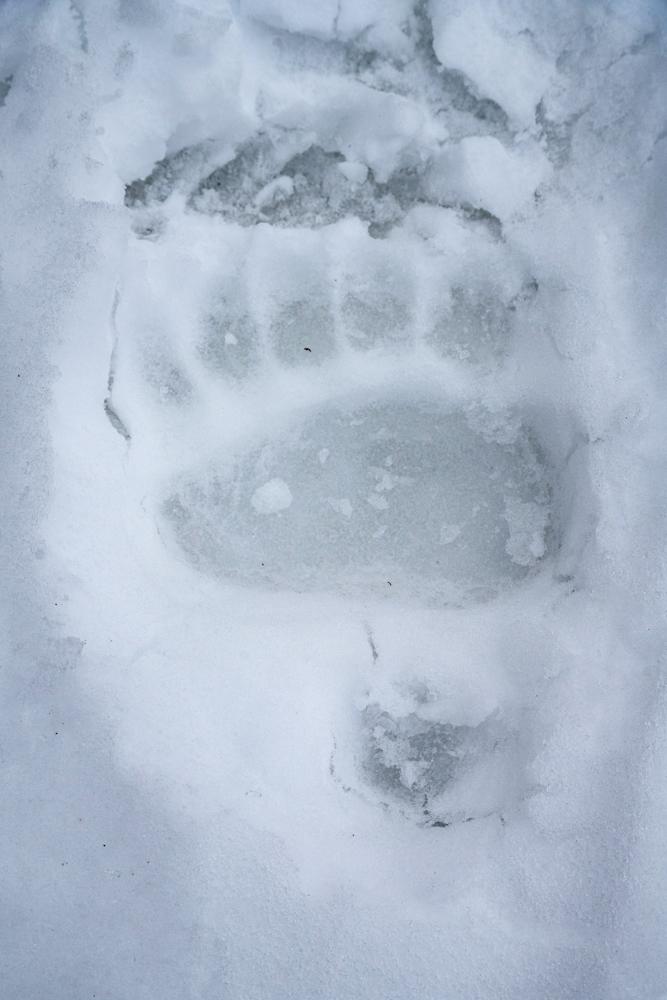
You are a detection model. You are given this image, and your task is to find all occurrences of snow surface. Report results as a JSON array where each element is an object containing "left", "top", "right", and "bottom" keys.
[{"left": 2, "top": 0, "right": 667, "bottom": 997}]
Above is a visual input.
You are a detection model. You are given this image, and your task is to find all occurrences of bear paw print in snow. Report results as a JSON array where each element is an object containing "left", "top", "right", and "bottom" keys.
[{"left": 109, "top": 127, "right": 553, "bottom": 606}]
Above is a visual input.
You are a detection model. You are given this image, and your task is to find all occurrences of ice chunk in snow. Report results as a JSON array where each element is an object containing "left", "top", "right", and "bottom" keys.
[
  {"left": 337, "top": 161, "right": 369, "bottom": 185},
  {"left": 318, "top": 85, "right": 447, "bottom": 183},
  {"left": 251, "top": 478, "right": 293, "bottom": 513},
  {"left": 254, "top": 174, "right": 294, "bottom": 209},
  {"left": 328, "top": 497, "right": 353, "bottom": 518},
  {"left": 427, "top": 135, "right": 552, "bottom": 220}
]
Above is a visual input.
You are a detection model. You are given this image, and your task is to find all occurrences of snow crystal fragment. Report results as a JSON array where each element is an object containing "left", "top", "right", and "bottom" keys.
[
  {"left": 375, "top": 474, "right": 394, "bottom": 492},
  {"left": 367, "top": 494, "right": 389, "bottom": 511},
  {"left": 440, "top": 524, "right": 462, "bottom": 544},
  {"left": 503, "top": 498, "right": 549, "bottom": 566},
  {"left": 328, "top": 498, "right": 353, "bottom": 518},
  {"left": 251, "top": 479, "right": 293, "bottom": 514}
]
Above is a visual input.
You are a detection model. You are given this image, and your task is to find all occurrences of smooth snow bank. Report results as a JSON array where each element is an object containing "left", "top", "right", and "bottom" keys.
[{"left": 2, "top": 0, "right": 667, "bottom": 998}]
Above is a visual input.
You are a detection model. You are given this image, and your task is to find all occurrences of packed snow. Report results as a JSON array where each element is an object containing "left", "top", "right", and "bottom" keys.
[{"left": 2, "top": 0, "right": 667, "bottom": 996}]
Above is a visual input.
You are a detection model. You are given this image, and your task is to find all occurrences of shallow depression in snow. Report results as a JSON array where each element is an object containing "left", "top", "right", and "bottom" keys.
[{"left": 164, "top": 396, "right": 552, "bottom": 602}]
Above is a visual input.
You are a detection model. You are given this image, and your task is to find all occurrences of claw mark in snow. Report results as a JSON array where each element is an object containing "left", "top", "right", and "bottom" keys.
[{"left": 364, "top": 622, "right": 379, "bottom": 664}]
